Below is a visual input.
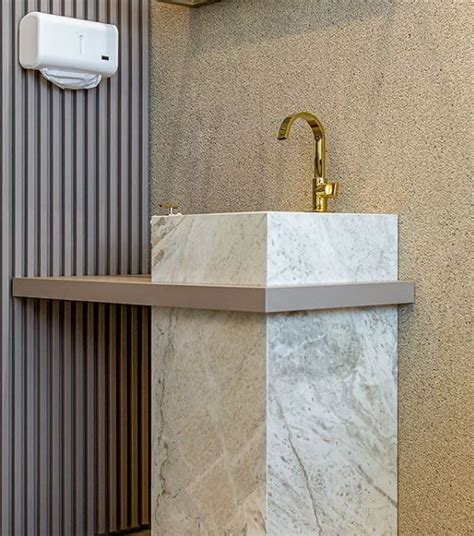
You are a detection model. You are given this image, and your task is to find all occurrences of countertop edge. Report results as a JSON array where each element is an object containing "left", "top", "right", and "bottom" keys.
[{"left": 12, "top": 277, "right": 415, "bottom": 313}]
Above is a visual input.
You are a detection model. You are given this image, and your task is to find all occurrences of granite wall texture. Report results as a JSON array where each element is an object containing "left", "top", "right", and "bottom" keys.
[{"left": 149, "top": 1, "right": 472, "bottom": 533}]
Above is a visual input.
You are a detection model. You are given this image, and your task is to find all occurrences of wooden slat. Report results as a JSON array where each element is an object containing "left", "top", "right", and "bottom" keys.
[
  {"left": 85, "top": 303, "right": 96, "bottom": 536},
  {"left": 63, "top": 301, "right": 73, "bottom": 535},
  {"left": 119, "top": 306, "right": 129, "bottom": 528},
  {"left": 74, "top": 302, "right": 86, "bottom": 536},
  {"left": 108, "top": 305, "right": 118, "bottom": 531},
  {"left": 129, "top": 306, "right": 139, "bottom": 527},
  {"left": 140, "top": 306, "right": 150, "bottom": 524}
]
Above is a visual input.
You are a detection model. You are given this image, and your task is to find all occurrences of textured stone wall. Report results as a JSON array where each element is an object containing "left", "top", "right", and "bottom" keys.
[{"left": 149, "top": 1, "right": 473, "bottom": 533}]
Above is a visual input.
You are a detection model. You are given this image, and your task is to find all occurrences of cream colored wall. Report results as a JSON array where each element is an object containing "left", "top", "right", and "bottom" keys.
[{"left": 149, "top": 1, "right": 473, "bottom": 533}]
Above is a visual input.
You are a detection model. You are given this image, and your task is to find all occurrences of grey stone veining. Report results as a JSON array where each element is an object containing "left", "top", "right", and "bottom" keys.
[
  {"left": 151, "top": 212, "right": 398, "bottom": 285},
  {"left": 267, "top": 307, "right": 397, "bottom": 534},
  {"left": 151, "top": 211, "right": 398, "bottom": 535},
  {"left": 152, "top": 308, "right": 267, "bottom": 535},
  {"left": 266, "top": 212, "right": 397, "bottom": 284},
  {"left": 151, "top": 212, "right": 268, "bottom": 286}
]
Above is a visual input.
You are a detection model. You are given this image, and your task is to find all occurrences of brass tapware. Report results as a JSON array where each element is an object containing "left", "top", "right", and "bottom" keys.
[
  {"left": 157, "top": 0, "right": 221, "bottom": 7},
  {"left": 278, "top": 111, "right": 339, "bottom": 212},
  {"left": 159, "top": 202, "right": 179, "bottom": 215}
]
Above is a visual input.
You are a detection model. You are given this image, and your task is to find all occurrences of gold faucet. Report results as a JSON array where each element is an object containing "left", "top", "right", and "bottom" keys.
[{"left": 278, "top": 112, "right": 339, "bottom": 212}]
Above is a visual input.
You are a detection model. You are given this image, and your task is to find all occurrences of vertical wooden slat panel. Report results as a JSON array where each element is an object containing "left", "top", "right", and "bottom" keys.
[
  {"left": 12, "top": 4, "right": 26, "bottom": 532},
  {"left": 63, "top": 301, "right": 74, "bottom": 535},
  {"left": 108, "top": 305, "right": 118, "bottom": 531},
  {"left": 74, "top": 0, "right": 86, "bottom": 278},
  {"left": 85, "top": 302, "right": 96, "bottom": 536},
  {"left": 85, "top": 1, "right": 97, "bottom": 277},
  {"left": 129, "top": 2, "right": 140, "bottom": 275},
  {"left": 25, "top": 2, "right": 39, "bottom": 532},
  {"left": 0, "top": 1, "right": 150, "bottom": 535},
  {"left": 119, "top": 0, "right": 130, "bottom": 275},
  {"left": 0, "top": 1, "right": 13, "bottom": 532},
  {"left": 140, "top": 1, "right": 150, "bottom": 273},
  {"left": 96, "top": 304, "right": 107, "bottom": 534},
  {"left": 141, "top": 306, "right": 151, "bottom": 524},
  {"left": 38, "top": 300, "right": 50, "bottom": 536},
  {"left": 51, "top": 301, "right": 63, "bottom": 535},
  {"left": 25, "top": 302, "right": 37, "bottom": 536},
  {"left": 119, "top": 305, "right": 130, "bottom": 528},
  {"left": 74, "top": 302, "right": 86, "bottom": 536},
  {"left": 51, "top": 0, "right": 63, "bottom": 279},
  {"left": 109, "top": 0, "right": 120, "bottom": 277},
  {"left": 63, "top": 0, "right": 74, "bottom": 277},
  {"left": 98, "top": 0, "right": 108, "bottom": 278},
  {"left": 37, "top": 3, "right": 51, "bottom": 531},
  {"left": 130, "top": 306, "right": 139, "bottom": 527}
]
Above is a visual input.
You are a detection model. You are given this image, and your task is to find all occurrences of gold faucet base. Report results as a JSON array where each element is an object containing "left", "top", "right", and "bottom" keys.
[
  {"left": 313, "top": 199, "right": 328, "bottom": 213},
  {"left": 313, "top": 179, "right": 339, "bottom": 213}
]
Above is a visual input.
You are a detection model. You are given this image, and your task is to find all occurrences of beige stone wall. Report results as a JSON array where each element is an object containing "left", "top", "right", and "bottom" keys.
[{"left": 149, "top": 1, "right": 473, "bottom": 533}]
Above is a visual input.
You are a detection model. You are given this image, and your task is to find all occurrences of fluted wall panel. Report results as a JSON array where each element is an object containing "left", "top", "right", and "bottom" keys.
[{"left": 0, "top": 1, "right": 150, "bottom": 535}]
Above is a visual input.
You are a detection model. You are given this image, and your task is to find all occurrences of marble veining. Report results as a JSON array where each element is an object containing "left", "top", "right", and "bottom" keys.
[
  {"left": 267, "top": 307, "right": 398, "bottom": 535},
  {"left": 267, "top": 212, "right": 398, "bottom": 285},
  {"left": 151, "top": 211, "right": 399, "bottom": 535},
  {"left": 151, "top": 212, "right": 268, "bottom": 285},
  {"left": 151, "top": 212, "right": 397, "bottom": 286},
  {"left": 152, "top": 305, "right": 397, "bottom": 535},
  {"left": 152, "top": 308, "right": 267, "bottom": 535}
]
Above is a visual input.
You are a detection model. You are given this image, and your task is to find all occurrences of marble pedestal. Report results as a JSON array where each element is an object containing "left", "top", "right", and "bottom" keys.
[{"left": 151, "top": 212, "right": 398, "bottom": 535}]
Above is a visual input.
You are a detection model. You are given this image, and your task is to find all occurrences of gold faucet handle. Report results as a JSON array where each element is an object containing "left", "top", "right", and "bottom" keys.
[
  {"left": 324, "top": 181, "right": 339, "bottom": 198},
  {"left": 314, "top": 180, "right": 339, "bottom": 212},
  {"left": 159, "top": 202, "right": 179, "bottom": 215}
]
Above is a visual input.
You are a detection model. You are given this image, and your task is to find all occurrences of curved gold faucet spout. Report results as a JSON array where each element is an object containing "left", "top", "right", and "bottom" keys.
[
  {"left": 278, "top": 111, "right": 326, "bottom": 179},
  {"left": 278, "top": 111, "right": 338, "bottom": 212}
]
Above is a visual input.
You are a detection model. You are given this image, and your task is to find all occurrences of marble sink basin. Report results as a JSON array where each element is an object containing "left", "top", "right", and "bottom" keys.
[
  {"left": 151, "top": 211, "right": 398, "bottom": 286},
  {"left": 150, "top": 211, "right": 400, "bottom": 535}
]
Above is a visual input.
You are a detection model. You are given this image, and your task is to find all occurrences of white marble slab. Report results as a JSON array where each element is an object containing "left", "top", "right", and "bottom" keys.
[
  {"left": 151, "top": 211, "right": 399, "bottom": 535},
  {"left": 151, "top": 212, "right": 398, "bottom": 286},
  {"left": 152, "top": 308, "right": 267, "bottom": 534},
  {"left": 151, "top": 212, "right": 268, "bottom": 286},
  {"left": 152, "top": 306, "right": 397, "bottom": 535},
  {"left": 266, "top": 212, "right": 397, "bottom": 285},
  {"left": 267, "top": 307, "right": 397, "bottom": 534}
]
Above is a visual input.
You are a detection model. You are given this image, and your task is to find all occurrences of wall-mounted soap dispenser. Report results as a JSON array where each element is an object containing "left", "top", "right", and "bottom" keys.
[{"left": 19, "top": 12, "right": 118, "bottom": 90}]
